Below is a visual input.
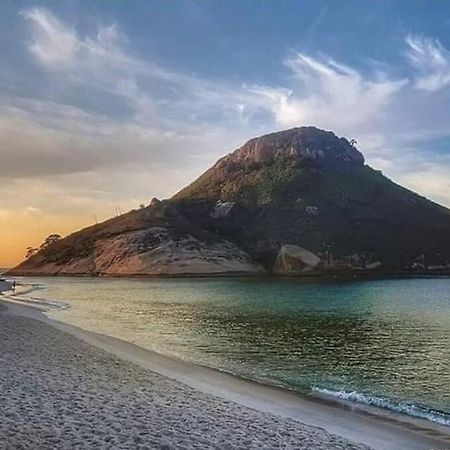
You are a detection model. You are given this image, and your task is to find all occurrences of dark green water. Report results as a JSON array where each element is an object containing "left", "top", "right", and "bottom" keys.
[{"left": 11, "top": 276, "right": 450, "bottom": 426}]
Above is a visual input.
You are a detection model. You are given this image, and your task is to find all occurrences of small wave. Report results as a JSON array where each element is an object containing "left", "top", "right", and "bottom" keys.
[
  {"left": 5, "top": 283, "right": 70, "bottom": 310},
  {"left": 12, "top": 284, "right": 46, "bottom": 297},
  {"left": 6, "top": 294, "right": 71, "bottom": 310},
  {"left": 313, "top": 387, "right": 450, "bottom": 427}
]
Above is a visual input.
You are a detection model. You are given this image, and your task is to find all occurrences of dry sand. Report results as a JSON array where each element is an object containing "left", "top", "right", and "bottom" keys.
[{"left": 0, "top": 304, "right": 370, "bottom": 450}]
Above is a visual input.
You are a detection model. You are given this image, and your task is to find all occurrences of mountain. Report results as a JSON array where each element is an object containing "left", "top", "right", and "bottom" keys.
[{"left": 9, "top": 127, "right": 450, "bottom": 277}]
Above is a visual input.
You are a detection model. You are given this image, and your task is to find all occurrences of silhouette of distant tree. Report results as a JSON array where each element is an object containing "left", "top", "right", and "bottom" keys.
[
  {"left": 25, "top": 247, "right": 38, "bottom": 259},
  {"left": 39, "top": 234, "right": 62, "bottom": 250}
]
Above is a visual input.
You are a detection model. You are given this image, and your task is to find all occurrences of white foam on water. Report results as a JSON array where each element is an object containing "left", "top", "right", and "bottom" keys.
[
  {"left": 313, "top": 387, "right": 450, "bottom": 427},
  {"left": 5, "top": 283, "right": 70, "bottom": 311}
]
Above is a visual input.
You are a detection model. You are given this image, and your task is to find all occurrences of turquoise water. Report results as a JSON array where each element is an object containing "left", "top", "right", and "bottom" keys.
[{"left": 10, "top": 276, "right": 450, "bottom": 426}]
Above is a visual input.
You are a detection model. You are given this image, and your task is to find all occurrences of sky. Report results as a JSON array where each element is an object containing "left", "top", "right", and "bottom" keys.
[{"left": 1, "top": 0, "right": 450, "bottom": 266}]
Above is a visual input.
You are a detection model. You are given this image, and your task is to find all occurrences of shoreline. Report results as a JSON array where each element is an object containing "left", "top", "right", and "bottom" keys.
[
  {"left": 6, "top": 268, "right": 450, "bottom": 280},
  {"left": 0, "top": 298, "right": 370, "bottom": 450},
  {"left": 1, "top": 296, "right": 450, "bottom": 450}
]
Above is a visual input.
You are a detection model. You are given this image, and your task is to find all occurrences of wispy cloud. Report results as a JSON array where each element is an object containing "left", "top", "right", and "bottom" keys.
[
  {"left": 251, "top": 52, "right": 407, "bottom": 139},
  {"left": 20, "top": 7, "right": 263, "bottom": 128},
  {"left": 21, "top": 7, "right": 81, "bottom": 66},
  {"left": 406, "top": 34, "right": 450, "bottom": 92}
]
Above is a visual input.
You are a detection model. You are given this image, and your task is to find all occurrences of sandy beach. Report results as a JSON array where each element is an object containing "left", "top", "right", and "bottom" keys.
[
  {"left": 0, "top": 301, "right": 371, "bottom": 450},
  {"left": 1, "top": 288, "right": 449, "bottom": 450}
]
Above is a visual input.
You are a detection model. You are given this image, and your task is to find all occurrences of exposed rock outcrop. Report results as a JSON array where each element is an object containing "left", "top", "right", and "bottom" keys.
[
  {"left": 219, "top": 126, "right": 364, "bottom": 168},
  {"left": 274, "top": 245, "right": 321, "bottom": 274},
  {"left": 11, "top": 200, "right": 264, "bottom": 276},
  {"left": 92, "top": 228, "right": 264, "bottom": 275},
  {"left": 12, "top": 228, "right": 263, "bottom": 276},
  {"left": 210, "top": 201, "right": 235, "bottom": 219}
]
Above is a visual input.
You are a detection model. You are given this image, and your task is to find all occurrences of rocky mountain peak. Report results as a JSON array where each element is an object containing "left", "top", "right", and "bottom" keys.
[
  {"left": 8, "top": 124, "right": 450, "bottom": 278},
  {"left": 218, "top": 127, "right": 365, "bottom": 169}
]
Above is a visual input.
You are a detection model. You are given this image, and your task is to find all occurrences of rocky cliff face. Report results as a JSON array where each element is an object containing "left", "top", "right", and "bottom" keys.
[
  {"left": 13, "top": 228, "right": 263, "bottom": 276},
  {"left": 219, "top": 127, "right": 364, "bottom": 168},
  {"left": 9, "top": 127, "right": 450, "bottom": 277}
]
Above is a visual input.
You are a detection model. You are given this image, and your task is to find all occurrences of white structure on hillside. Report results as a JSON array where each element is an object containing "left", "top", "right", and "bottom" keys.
[
  {"left": 305, "top": 206, "right": 319, "bottom": 216},
  {"left": 210, "top": 201, "right": 235, "bottom": 219}
]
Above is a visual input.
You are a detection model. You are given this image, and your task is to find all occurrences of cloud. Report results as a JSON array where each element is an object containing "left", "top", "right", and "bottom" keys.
[
  {"left": 20, "top": 7, "right": 264, "bottom": 128},
  {"left": 21, "top": 7, "right": 80, "bottom": 66},
  {"left": 3, "top": 7, "right": 258, "bottom": 183},
  {"left": 21, "top": 7, "right": 163, "bottom": 122},
  {"left": 406, "top": 34, "right": 450, "bottom": 92},
  {"left": 399, "top": 161, "right": 450, "bottom": 208},
  {"left": 251, "top": 52, "right": 407, "bottom": 138},
  {"left": 1, "top": 6, "right": 450, "bottom": 216},
  {"left": 0, "top": 94, "right": 248, "bottom": 221}
]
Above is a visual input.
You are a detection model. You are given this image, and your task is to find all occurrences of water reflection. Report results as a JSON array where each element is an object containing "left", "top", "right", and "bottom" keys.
[{"left": 18, "top": 276, "right": 450, "bottom": 417}]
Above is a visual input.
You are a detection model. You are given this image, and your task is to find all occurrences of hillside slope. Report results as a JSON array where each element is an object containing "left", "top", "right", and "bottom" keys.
[
  {"left": 10, "top": 200, "right": 264, "bottom": 276},
  {"left": 10, "top": 127, "right": 450, "bottom": 276}
]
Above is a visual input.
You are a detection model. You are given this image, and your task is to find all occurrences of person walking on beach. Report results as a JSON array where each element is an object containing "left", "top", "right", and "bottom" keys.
[{"left": 12, "top": 281, "right": 16, "bottom": 293}]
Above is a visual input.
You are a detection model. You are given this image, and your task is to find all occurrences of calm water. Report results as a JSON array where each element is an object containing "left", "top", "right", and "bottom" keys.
[{"left": 10, "top": 276, "right": 450, "bottom": 426}]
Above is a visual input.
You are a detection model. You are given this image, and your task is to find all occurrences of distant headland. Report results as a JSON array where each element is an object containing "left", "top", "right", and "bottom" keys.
[{"left": 9, "top": 126, "right": 450, "bottom": 277}]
